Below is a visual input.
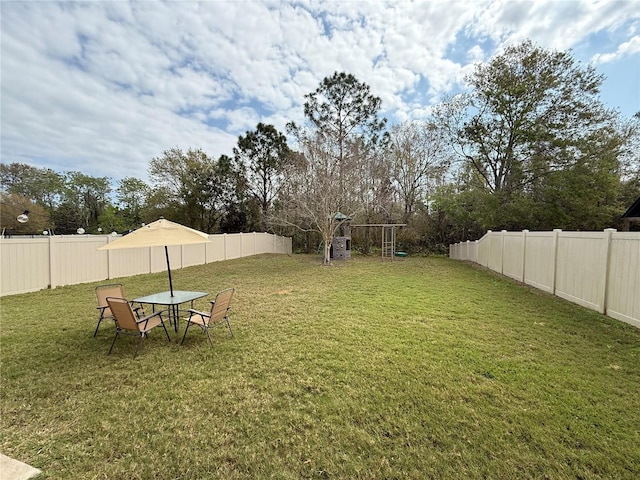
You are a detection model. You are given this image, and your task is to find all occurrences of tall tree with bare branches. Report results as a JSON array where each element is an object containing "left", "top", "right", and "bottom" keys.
[
  {"left": 389, "top": 120, "right": 450, "bottom": 222},
  {"left": 281, "top": 72, "right": 387, "bottom": 264}
]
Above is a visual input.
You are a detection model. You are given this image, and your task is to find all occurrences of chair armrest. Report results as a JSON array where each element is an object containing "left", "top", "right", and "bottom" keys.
[
  {"left": 187, "top": 308, "right": 210, "bottom": 318},
  {"left": 136, "top": 310, "right": 166, "bottom": 326},
  {"left": 131, "top": 303, "right": 145, "bottom": 318}
]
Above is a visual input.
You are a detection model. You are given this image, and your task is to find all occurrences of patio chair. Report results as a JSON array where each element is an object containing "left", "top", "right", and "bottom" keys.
[
  {"left": 106, "top": 296, "right": 171, "bottom": 358},
  {"left": 181, "top": 288, "right": 234, "bottom": 347},
  {"left": 94, "top": 284, "right": 144, "bottom": 337}
]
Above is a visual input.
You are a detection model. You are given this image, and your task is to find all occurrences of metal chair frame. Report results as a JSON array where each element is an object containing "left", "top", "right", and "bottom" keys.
[
  {"left": 106, "top": 296, "right": 171, "bottom": 358},
  {"left": 94, "top": 284, "right": 145, "bottom": 337},
  {"left": 181, "top": 288, "right": 234, "bottom": 347}
]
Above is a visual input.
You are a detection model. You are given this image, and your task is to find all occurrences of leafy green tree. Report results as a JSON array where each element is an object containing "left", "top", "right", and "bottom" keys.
[
  {"left": 525, "top": 123, "right": 627, "bottom": 230},
  {"left": 51, "top": 200, "right": 84, "bottom": 234},
  {"left": 234, "top": 123, "right": 291, "bottom": 231},
  {"left": 142, "top": 186, "right": 180, "bottom": 224},
  {"left": 116, "top": 177, "right": 151, "bottom": 229},
  {"left": 149, "top": 148, "right": 244, "bottom": 233},
  {"left": 217, "top": 153, "right": 258, "bottom": 233},
  {"left": 61, "top": 172, "right": 112, "bottom": 233},
  {"left": 428, "top": 174, "right": 485, "bottom": 244},
  {"left": 284, "top": 72, "right": 388, "bottom": 264},
  {"left": 435, "top": 40, "right": 628, "bottom": 232},
  {"left": 302, "top": 72, "right": 387, "bottom": 148},
  {"left": 0, "top": 163, "right": 65, "bottom": 211},
  {"left": 1, "top": 163, "right": 112, "bottom": 234},
  {"left": 618, "top": 112, "right": 640, "bottom": 218},
  {"left": 97, "top": 204, "right": 129, "bottom": 234}
]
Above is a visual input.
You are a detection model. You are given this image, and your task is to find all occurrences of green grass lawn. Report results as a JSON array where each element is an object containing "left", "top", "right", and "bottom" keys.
[{"left": 1, "top": 254, "right": 639, "bottom": 479}]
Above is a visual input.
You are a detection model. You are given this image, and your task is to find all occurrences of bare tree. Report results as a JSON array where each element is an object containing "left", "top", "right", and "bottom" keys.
[
  {"left": 282, "top": 72, "right": 388, "bottom": 265},
  {"left": 389, "top": 121, "right": 450, "bottom": 222},
  {"left": 277, "top": 132, "right": 362, "bottom": 264}
]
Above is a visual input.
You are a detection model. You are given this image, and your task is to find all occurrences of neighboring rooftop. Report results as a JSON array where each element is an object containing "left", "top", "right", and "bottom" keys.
[{"left": 622, "top": 196, "right": 640, "bottom": 231}]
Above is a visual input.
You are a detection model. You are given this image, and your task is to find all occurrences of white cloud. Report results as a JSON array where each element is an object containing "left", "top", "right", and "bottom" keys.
[
  {"left": 1, "top": 0, "right": 639, "bottom": 184},
  {"left": 470, "top": 0, "right": 639, "bottom": 51},
  {"left": 592, "top": 35, "right": 640, "bottom": 64}
]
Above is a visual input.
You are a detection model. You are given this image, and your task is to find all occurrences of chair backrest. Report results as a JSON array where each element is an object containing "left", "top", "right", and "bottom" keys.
[
  {"left": 209, "top": 288, "right": 234, "bottom": 323},
  {"left": 96, "top": 284, "right": 124, "bottom": 316},
  {"left": 106, "top": 297, "right": 140, "bottom": 332}
]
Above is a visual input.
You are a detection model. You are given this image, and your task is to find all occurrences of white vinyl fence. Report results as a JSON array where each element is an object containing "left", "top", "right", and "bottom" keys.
[
  {"left": 0, "top": 232, "right": 292, "bottom": 297},
  {"left": 450, "top": 229, "right": 640, "bottom": 329}
]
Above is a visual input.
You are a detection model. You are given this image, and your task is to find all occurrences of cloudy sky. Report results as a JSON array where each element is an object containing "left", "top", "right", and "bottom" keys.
[{"left": 2, "top": 0, "right": 639, "bottom": 184}]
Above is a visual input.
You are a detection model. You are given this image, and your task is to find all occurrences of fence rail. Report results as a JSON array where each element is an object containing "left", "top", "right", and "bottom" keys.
[
  {"left": 450, "top": 229, "right": 640, "bottom": 329},
  {"left": 0, "top": 232, "right": 292, "bottom": 297}
]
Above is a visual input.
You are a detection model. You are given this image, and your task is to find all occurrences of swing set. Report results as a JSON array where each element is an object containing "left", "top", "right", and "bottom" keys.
[{"left": 350, "top": 223, "right": 407, "bottom": 260}]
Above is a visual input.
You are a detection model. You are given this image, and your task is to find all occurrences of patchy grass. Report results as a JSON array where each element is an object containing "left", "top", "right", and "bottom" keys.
[{"left": 1, "top": 254, "right": 639, "bottom": 479}]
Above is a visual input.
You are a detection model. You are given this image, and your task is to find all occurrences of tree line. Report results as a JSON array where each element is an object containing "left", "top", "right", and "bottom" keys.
[{"left": 2, "top": 41, "right": 638, "bottom": 262}]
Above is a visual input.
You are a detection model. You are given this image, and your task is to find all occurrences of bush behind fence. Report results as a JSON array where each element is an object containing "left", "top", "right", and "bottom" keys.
[
  {"left": 0, "top": 232, "right": 292, "bottom": 296},
  {"left": 450, "top": 229, "right": 640, "bottom": 329}
]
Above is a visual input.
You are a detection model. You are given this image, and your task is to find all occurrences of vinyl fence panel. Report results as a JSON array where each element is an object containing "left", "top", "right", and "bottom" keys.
[
  {"left": 51, "top": 236, "right": 109, "bottom": 288},
  {"left": 477, "top": 235, "right": 489, "bottom": 267},
  {"left": 206, "top": 236, "right": 226, "bottom": 262},
  {"left": 554, "top": 231, "right": 610, "bottom": 312},
  {"left": 522, "top": 231, "right": 557, "bottom": 294},
  {"left": 241, "top": 233, "right": 256, "bottom": 256},
  {"left": 502, "top": 231, "right": 525, "bottom": 282},
  {"left": 182, "top": 243, "right": 207, "bottom": 268},
  {"left": 487, "top": 232, "right": 504, "bottom": 272},
  {"left": 106, "top": 247, "right": 151, "bottom": 279},
  {"left": 0, "top": 237, "right": 50, "bottom": 295},
  {"left": 607, "top": 233, "right": 640, "bottom": 326},
  {"left": 255, "top": 233, "right": 272, "bottom": 254},
  {"left": 224, "top": 234, "right": 243, "bottom": 259},
  {"left": 0, "top": 232, "right": 291, "bottom": 297},
  {"left": 450, "top": 229, "right": 640, "bottom": 329}
]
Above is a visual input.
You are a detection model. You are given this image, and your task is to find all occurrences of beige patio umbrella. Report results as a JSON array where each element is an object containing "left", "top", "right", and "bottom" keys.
[{"left": 98, "top": 218, "right": 210, "bottom": 296}]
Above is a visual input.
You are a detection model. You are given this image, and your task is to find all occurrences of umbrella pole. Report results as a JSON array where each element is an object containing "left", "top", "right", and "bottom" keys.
[{"left": 165, "top": 245, "right": 174, "bottom": 296}]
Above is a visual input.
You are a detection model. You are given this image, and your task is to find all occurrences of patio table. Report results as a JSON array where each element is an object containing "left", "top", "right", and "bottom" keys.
[{"left": 132, "top": 290, "right": 208, "bottom": 334}]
